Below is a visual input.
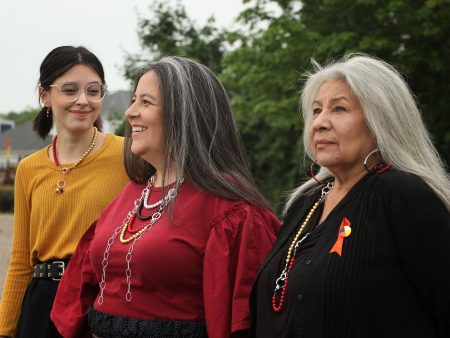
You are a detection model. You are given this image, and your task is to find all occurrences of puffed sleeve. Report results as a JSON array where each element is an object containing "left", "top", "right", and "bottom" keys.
[
  {"left": 203, "top": 203, "right": 280, "bottom": 337},
  {"left": 383, "top": 173, "right": 450, "bottom": 336},
  {"left": 50, "top": 221, "right": 99, "bottom": 338}
]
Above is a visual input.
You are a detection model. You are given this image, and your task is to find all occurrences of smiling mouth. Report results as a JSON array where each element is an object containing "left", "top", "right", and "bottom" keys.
[
  {"left": 131, "top": 126, "right": 148, "bottom": 132},
  {"left": 71, "top": 111, "right": 90, "bottom": 115}
]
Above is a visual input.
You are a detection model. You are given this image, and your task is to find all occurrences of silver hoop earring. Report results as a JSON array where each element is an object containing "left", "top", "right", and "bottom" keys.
[{"left": 363, "top": 149, "right": 391, "bottom": 173}]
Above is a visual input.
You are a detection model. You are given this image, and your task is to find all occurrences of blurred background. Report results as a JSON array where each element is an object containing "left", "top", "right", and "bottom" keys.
[{"left": 1, "top": 0, "right": 449, "bottom": 218}]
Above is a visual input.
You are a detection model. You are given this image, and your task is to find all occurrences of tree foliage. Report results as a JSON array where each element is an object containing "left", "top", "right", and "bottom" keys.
[
  {"left": 126, "top": 0, "right": 450, "bottom": 213},
  {"left": 122, "top": 0, "right": 225, "bottom": 81},
  {"left": 223, "top": 0, "right": 450, "bottom": 209},
  {"left": 0, "top": 108, "right": 39, "bottom": 125}
]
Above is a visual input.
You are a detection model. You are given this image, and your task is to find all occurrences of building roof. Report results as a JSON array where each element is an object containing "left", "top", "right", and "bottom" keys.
[
  {"left": 101, "top": 90, "right": 131, "bottom": 120},
  {"left": 0, "top": 119, "right": 51, "bottom": 151}
]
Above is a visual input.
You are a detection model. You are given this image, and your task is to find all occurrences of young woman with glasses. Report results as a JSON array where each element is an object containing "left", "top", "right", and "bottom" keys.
[{"left": 0, "top": 46, "right": 129, "bottom": 338}]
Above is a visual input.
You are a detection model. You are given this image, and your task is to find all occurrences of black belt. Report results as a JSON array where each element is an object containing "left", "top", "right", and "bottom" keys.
[
  {"left": 88, "top": 307, "right": 208, "bottom": 337},
  {"left": 33, "top": 260, "right": 68, "bottom": 281}
]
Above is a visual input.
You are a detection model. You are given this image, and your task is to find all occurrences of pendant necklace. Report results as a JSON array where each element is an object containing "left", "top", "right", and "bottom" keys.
[
  {"left": 98, "top": 174, "right": 184, "bottom": 304},
  {"left": 52, "top": 127, "right": 98, "bottom": 194},
  {"left": 272, "top": 182, "right": 333, "bottom": 312}
]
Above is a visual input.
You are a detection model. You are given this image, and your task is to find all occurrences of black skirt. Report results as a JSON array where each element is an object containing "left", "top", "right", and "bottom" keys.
[
  {"left": 88, "top": 308, "right": 208, "bottom": 338},
  {"left": 15, "top": 278, "right": 63, "bottom": 338}
]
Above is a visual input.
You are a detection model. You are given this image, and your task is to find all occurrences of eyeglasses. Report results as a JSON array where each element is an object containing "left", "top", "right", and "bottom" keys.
[{"left": 49, "top": 82, "right": 107, "bottom": 103}]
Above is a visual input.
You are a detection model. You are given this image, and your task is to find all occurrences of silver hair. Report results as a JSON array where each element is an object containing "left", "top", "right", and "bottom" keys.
[
  {"left": 284, "top": 53, "right": 450, "bottom": 214},
  {"left": 124, "top": 56, "right": 269, "bottom": 208}
]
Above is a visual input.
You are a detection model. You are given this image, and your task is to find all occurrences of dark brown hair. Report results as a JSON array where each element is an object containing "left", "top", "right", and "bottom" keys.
[
  {"left": 33, "top": 46, "right": 105, "bottom": 139},
  {"left": 124, "top": 56, "right": 270, "bottom": 208}
]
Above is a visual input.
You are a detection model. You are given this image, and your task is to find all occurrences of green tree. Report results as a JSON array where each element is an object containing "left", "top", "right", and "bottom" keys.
[
  {"left": 1, "top": 108, "right": 38, "bottom": 125},
  {"left": 123, "top": 0, "right": 225, "bottom": 81},
  {"left": 222, "top": 0, "right": 450, "bottom": 210},
  {"left": 298, "top": 0, "right": 450, "bottom": 164},
  {"left": 221, "top": 9, "right": 317, "bottom": 209}
]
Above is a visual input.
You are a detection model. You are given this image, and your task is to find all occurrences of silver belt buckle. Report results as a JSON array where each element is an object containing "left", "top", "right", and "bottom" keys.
[{"left": 51, "top": 261, "right": 65, "bottom": 281}]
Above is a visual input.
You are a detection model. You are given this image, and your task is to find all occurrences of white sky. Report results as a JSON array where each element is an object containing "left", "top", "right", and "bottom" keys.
[{"left": 0, "top": 0, "right": 245, "bottom": 113}]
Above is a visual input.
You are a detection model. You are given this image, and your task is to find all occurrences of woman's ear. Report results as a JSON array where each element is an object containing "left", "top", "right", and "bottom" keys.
[{"left": 39, "top": 86, "right": 49, "bottom": 107}]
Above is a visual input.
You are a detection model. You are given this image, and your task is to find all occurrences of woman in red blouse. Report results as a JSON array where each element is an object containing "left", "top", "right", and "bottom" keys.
[{"left": 50, "top": 56, "right": 280, "bottom": 338}]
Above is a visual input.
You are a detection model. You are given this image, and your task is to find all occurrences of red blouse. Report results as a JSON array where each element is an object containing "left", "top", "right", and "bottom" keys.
[{"left": 51, "top": 180, "right": 280, "bottom": 338}]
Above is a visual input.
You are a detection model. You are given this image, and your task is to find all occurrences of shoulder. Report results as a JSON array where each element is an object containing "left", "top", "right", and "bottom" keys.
[
  {"left": 106, "top": 133, "right": 125, "bottom": 143},
  {"left": 16, "top": 147, "right": 48, "bottom": 172},
  {"left": 97, "top": 181, "right": 139, "bottom": 217},
  {"left": 375, "top": 170, "right": 435, "bottom": 200},
  {"left": 377, "top": 170, "right": 425, "bottom": 189},
  {"left": 282, "top": 189, "right": 318, "bottom": 224},
  {"left": 374, "top": 170, "right": 448, "bottom": 218},
  {"left": 210, "top": 200, "right": 280, "bottom": 235},
  {"left": 181, "top": 181, "right": 280, "bottom": 231},
  {"left": 103, "top": 133, "right": 125, "bottom": 150}
]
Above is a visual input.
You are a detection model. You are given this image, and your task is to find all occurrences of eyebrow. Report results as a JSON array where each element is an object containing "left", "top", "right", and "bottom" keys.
[
  {"left": 133, "top": 93, "right": 158, "bottom": 101},
  {"left": 312, "top": 96, "right": 351, "bottom": 105},
  {"left": 60, "top": 81, "right": 101, "bottom": 86}
]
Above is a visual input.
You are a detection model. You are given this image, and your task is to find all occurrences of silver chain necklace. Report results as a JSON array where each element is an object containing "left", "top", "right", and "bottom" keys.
[{"left": 98, "top": 175, "right": 184, "bottom": 304}]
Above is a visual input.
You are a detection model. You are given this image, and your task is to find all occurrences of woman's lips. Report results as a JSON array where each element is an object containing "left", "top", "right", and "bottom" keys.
[
  {"left": 71, "top": 110, "right": 90, "bottom": 117},
  {"left": 315, "top": 140, "right": 336, "bottom": 149}
]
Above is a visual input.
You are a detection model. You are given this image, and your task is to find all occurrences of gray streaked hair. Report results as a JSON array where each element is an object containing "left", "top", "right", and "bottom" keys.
[
  {"left": 124, "top": 56, "right": 269, "bottom": 208},
  {"left": 284, "top": 53, "right": 450, "bottom": 214}
]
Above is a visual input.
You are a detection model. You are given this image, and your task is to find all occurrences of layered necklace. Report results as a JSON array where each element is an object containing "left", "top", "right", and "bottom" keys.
[
  {"left": 52, "top": 127, "right": 98, "bottom": 194},
  {"left": 272, "top": 182, "right": 333, "bottom": 312},
  {"left": 98, "top": 173, "right": 184, "bottom": 305}
]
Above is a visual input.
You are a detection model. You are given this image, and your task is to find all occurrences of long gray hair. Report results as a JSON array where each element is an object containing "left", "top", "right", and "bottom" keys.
[
  {"left": 124, "top": 56, "right": 269, "bottom": 208},
  {"left": 284, "top": 54, "right": 450, "bottom": 214}
]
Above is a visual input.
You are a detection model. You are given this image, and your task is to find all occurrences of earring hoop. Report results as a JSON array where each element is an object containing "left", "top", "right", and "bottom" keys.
[
  {"left": 310, "top": 160, "right": 324, "bottom": 185},
  {"left": 363, "top": 149, "right": 392, "bottom": 173}
]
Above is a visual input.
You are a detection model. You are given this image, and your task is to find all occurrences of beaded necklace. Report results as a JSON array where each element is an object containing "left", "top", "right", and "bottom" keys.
[
  {"left": 272, "top": 182, "right": 333, "bottom": 312},
  {"left": 98, "top": 174, "right": 184, "bottom": 304},
  {"left": 52, "top": 127, "right": 98, "bottom": 194},
  {"left": 135, "top": 175, "right": 179, "bottom": 221}
]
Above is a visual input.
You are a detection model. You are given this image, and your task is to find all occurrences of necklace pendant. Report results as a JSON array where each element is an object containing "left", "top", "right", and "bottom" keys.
[
  {"left": 60, "top": 168, "right": 69, "bottom": 174},
  {"left": 56, "top": 179, "right": 67, "bottom": 194}
]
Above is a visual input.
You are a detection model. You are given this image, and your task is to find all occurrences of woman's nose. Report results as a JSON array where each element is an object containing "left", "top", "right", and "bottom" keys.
[
  {"left": 75, "top": 91, "right": 89, "bottom": 105},
  {"left": 312, "top": 109, "right": 331, "bottom": 130},
  {"left": 125, "top": 103, "right": 137, "bottom": 118}
]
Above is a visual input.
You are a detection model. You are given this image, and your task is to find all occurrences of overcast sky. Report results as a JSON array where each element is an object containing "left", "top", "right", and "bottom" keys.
[{"left": 0, "top": 0, "right": 245, "bottom": 113}]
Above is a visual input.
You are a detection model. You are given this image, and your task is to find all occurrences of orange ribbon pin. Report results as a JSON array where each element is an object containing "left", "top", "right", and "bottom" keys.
[{"left": 329, "top": 217, "right": 351, "bottom": 256}]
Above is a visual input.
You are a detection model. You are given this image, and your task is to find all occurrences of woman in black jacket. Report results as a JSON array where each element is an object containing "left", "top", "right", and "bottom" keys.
[{"left": 250, "top": 54, "right": 450, "bottom": 338}]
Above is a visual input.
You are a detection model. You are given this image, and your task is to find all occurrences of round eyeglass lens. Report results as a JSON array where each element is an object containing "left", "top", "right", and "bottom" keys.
[{"left": 59, "top": 83, "right": 106, "bottom": 102}]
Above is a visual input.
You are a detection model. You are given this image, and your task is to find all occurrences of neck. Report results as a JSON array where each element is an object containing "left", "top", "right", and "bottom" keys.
[
  {"left": 330, "top": 167, "right": 368, "bottom": 196},
  {"left": 152, "top": 164, "right": 178, "bottom": 188},
  {"left": 53, "top": 127, "right": 97, "bottom": 164}
]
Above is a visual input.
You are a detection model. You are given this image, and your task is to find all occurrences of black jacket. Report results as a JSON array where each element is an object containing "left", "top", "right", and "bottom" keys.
[{"left": 250, "top": 171, "right": 450, "bottom": 338}]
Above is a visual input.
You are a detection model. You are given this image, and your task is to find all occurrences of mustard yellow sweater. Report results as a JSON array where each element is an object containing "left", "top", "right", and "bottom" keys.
[{"left": 0, "top": 133, "right": 129, "bottom": 336}]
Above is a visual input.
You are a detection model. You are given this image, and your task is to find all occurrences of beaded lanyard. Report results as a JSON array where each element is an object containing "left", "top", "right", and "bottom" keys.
[{"left": 272, "top": 182, "right": 333, "bottom": 312}]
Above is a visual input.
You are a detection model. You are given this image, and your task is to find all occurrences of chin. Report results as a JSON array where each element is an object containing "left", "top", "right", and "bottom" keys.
[
  {"left": 316, "top": 158, "right": 338, "bottom": 169},
  {"left": 129, "top": 143, "right": 143, "bottom": 155}
]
